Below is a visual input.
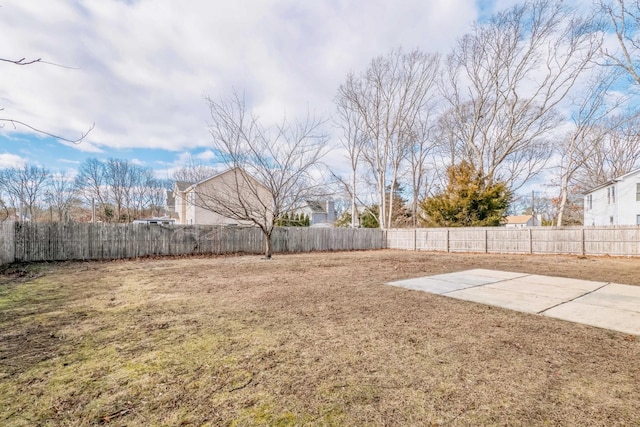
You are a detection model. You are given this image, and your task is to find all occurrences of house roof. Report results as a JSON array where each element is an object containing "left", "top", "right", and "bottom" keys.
[
  {"left": 183, "top": 167, "right": 269, "bottom": 194},
  {"left": 305, "top": 200, "right": 326, "bottom": 214},
  {"left": 505, "top": 215, "right": 533, "bottom": 224},
  {"left": 175, "top": 181, "right": 193, "bottom": 192},
  {"left": 584, "top": 167, "right": 640, "bottom": 195}
]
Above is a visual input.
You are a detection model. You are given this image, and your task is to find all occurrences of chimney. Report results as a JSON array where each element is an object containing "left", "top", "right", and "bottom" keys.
[{"left": 326, "top": 200, "right": 335, "bottom": 223}]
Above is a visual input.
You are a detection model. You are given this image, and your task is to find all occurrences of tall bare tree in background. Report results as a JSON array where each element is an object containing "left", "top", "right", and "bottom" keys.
[
  {"left": 336, "top": 48, "right": 440, "bottom": 229},
  {"left": 75, "top": 158, "right": 110, "bottom": 221},
  {"left": 45, "top": 171, "right": 79, "bottom": 222},
  {"left": 205, "top": 91, "right": 328, "bottom": 258},
  {"left": 334, "top": 90, "right": 367, "bottom": 228},
  {"left": 575, "top": 110, "right": 640, "bottom": 188},
  {"left": 598, "top": 0, "right": 640, "bottom": 84},
  {"left": 441, "top": 0, "right": 601, "bottom": 190},
  {"left": 407, "top": 90, "right": 440, "bottom": 227},
  {"left": 75, "top": 158, "right": 167, "bottom": 222},
  {"left": 171, "top": 155, "right": 218, "bottom": 184},
  {"left": 0, "top": 165, "right": 49, "bottom": 221},
  {"left": 555, "top": 69, "right": 623, "bottom": 226}
]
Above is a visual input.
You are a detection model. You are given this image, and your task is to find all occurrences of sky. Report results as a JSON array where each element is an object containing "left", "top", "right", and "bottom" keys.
[{"left": 0, "top": 0, "right": 520, "bottom": 181}]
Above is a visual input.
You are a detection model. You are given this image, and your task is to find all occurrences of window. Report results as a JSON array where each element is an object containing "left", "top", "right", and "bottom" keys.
[
  {"left": 610, "top": 216, "right": 614, "bottom": 225},
  {"left": 608, "top": 186, "right": 616, "bottom": 204},
  {"left": 637, "top": 215, "right": 640, "bottom": 225},
  {"left": 587, "top": 194, "right": 592, "bottom": 210},
  {"left": 611, "top": 186, "right": 615, "bottom": 203},
  {"left": 637, "top": 183, "right": 640, "bottom": 202}
]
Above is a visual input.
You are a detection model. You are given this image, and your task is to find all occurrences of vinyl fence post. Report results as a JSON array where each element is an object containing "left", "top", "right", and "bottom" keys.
[
  {"left": 446, "top": 229, "right": 450, "bottom": 253},
  {"left": 485, "top": 229, "right": 488, "bottom": 253}
]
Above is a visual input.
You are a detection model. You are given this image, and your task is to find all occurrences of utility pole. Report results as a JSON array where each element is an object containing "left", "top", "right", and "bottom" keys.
[{"left": 531, "top": 190, "right": 535, "bottom": 215}]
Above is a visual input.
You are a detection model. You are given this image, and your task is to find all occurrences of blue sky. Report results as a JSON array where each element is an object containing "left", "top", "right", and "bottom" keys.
[{"left": 0, "top": 0, "right": 521, "bottom": 179}]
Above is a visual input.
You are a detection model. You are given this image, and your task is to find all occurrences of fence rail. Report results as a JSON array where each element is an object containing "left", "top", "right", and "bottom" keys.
[
  {"left": 0, "top": 222, "right": 386, "bottom": 264},
  {"left": 386, "top": 227, "right": 640, "bottom": 256},
  {"left": 2, "top": 223, "right": 640, "bottom": 266}
]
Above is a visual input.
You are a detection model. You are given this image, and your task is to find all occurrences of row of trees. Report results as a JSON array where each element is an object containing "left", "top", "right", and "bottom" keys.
[
  {"left": 333, "top": 0, "right": 640, "bottom": 228},
  {"left": 0, "top": 159, "right": 168, "bottom": 222}
]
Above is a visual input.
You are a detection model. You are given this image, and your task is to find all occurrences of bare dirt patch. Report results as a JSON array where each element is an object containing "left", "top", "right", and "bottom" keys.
[{"left": 1, "top": 250, "right": 639, "bottom": 426}]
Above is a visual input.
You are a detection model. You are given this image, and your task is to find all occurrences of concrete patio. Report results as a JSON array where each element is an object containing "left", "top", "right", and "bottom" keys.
[{"left": 388, "top": 269, "right": 640, "bottom": 336}]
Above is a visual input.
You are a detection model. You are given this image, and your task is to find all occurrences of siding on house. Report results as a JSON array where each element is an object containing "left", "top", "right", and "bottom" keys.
[
  {"left": 584, "top": 169, "right": 640, "bottom": 226},
  {"left": 173, "top": 168, "right": 272, "bottom": 226}
]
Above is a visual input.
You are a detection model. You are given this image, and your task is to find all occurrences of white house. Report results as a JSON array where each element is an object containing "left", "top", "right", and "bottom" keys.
[
  {"left": 583, "top": 168, "right": 640, "bottom": 226},
  {"left": 296, "top": 200, "right": 336, "bottom": 227},
  {"left": 168, "top": 168, "right": 272, "bottom": 226},
  {"left": 504, "top": 215, "right": 541, "bottom": 228}
]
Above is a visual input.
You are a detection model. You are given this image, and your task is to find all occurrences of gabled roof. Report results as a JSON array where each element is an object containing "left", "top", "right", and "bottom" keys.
[
  {"left": 584, "top": 168, "right": 640, "bottom": 195},
  {"left": 183, "top": 167, "right": 269, "bottom": 193},
  {"left": 505, "top": 215, "right": 533, "bottom": 225},
  {"left": 304, "top": 200, "right": 326, "bottom": 214},
  {"left": 174, "top": 181, "right": 193, "bottom": 192}
]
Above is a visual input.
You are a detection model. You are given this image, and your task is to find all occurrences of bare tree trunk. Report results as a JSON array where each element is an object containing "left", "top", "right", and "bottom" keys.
[
  {"left": 264, "top": 232, "right": 273, "bottom": 259},
  {"left": 351, "top": 172, "right": 358, "bottom": 228}
]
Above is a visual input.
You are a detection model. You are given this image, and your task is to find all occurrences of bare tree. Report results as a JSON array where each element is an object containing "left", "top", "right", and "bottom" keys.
[
  {"left": 598, "top": 0, "right": 640, "bottom": 84},
  {"left": 45, "top": 171, "right": 79, "bottom": 222},
  {"left": 575, "top": 110, "right": 640, "bottom": 189},
  {"left": 75, "top": 158, "right": 166, "bottom": 222},
  {"left": 555, "top": 69, "right": 622, "bottom": 226},
  {"left": 334, "top": 91, "right": 367, "bottom": 228},
  {"left": 336, "top": 48, "right": 440, "bottom": 229},
  {"left": 171, "top": 155, "right": 218, "bottom": 184},
  {"left": 204, "top": 91, "right": 328, "bottom": 258},
  {"left": 441, "top": 0, "right": 601, "bottom": 190},
  {"left": 407, "top": 108, "right": 440, "bottom": 227},
  {"left": 75, "top": 158, "right": 110, "bottom": 222},
  {"left": 0, "top": 164, "right": 50, "bottom": 221}
]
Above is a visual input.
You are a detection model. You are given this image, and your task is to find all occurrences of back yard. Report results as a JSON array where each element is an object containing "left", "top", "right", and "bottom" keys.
[{"left": 1, "top": 250, "right": 639, "bottom": 426}]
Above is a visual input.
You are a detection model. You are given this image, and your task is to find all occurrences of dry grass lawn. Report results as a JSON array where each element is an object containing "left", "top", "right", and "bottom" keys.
[{"left": 1, "top": 250, "right": 640, "bottom": 426}]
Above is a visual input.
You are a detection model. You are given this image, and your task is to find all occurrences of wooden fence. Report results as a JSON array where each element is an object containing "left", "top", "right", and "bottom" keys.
[
  {"left": 386, "top": 227, "right": 640, "bottom": 256},
  {"left": 1, "top": 222, "right": 386, "bottom": 264},
  {"left": 2, "top": 222, "right": 639, "bottom": 266},
  {"left": 0, "top": 221, "right": 15, "bottom": 265}
]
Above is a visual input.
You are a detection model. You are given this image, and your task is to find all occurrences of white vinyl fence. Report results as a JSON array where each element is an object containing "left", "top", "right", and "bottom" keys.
[{"left": 386, "top": 227, "right": 640, "bottom": 256}]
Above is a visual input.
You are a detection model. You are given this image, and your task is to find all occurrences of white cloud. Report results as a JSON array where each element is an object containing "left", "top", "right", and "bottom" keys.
[
  {"left": 0, "top": 153, "right": 27, "bottom": 169},
  {"left": 0, "top": 0, "right": 477, "bottom": 158},
  {"left": 195, "top": 150, "right": 216, "bottom": 162}
]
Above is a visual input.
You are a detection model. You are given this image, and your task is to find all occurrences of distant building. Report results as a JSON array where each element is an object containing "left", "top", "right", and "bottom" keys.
[
  {"left": 504, "top": 215, "right": 541, "bottom": 228},
  {"left": 167, "top": 168, "right": 272, "bottom": 226},
  {"left": 296, "top": 200, "right": 336, "bottom": 227},
  {"left": 583, "top": 168, "right": 640, "bottom": 226}
]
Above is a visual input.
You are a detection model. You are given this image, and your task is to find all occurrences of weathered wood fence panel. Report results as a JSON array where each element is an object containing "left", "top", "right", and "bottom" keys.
[
  {"left": 387, "top": 226, "right": 640, "bottom": 256},
  {"left": 3, "top": 223, "right": 640, "bottom": 265},
  {"left": 7, "top": 223, "right": 386, "bottom": 263},
  {"left": 0, "top": 221, "right": 15, "bottom": 265}
]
